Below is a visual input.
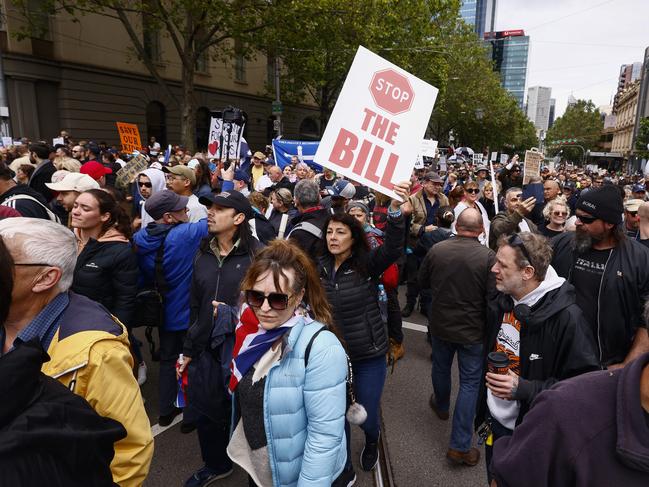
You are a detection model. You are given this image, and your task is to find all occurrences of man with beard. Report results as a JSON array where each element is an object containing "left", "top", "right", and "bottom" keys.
[{"left": 552, "top": 185, "right": 649, "bottom": 368}]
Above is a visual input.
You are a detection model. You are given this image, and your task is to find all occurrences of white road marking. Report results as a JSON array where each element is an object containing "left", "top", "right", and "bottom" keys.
[
  {"left": 402, "top": 320, "right": 427, "bottom": 333},
  {"left": 151, "top": 413, "right": 183, "bottom": 437}
]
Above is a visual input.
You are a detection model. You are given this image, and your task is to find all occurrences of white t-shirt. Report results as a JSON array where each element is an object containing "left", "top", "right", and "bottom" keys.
[
  {"left": 187, "top": 193, "right": 208, "bottom": 222},
  {"left": 149, "top": 142, "right": 161, "bottom": 156}
]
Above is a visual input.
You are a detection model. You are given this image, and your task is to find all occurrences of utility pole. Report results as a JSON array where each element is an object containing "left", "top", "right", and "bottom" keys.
[{"left": 273, "top": 56, "right": 282, "bottom": 138}]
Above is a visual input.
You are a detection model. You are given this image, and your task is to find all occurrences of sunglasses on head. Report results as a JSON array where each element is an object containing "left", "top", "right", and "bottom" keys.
[
  {"left": 245, "top": 290, "right": 291, "bottom": 310},
  {"left": 508, "top": 234, "right": 532, "bottom": 265},
  {"left": 138, "top": 181, "right": 152, "bottom": 188},
  {"left": 576, "top": 213, "right": 598, "bottom": 224},
  {"left": 466, "top": 188, "right": 480, "bottom": 194}
]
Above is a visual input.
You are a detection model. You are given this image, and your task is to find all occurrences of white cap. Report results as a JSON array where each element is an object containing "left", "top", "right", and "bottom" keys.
[
  {"left": 187, "top": 158, "right": 200, "bottom": 170},
  {"left": 45, "top": 172, "right": 100, "bottom": 192}
]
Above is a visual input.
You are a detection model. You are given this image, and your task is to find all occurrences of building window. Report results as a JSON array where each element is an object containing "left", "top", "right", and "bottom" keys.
[
  {"left": 27, "top": 0, "right": 51, "bottom": 40},
  {"left": 299, "top": 117, "right": 319, "bottom": 139},
  {"left": 146, "top": 101, "right": 166, "bottom": 147},
  {"left": 234, "top": 39, "right": 246, "bottom": 82},
  {"left": 196, "top": 49, "right": 209, "bottom": 73},
  {"left": 142, "top": 16, "right": 161, "bottom": 62},
  {"left": 195, "top": 106, "right": 210, "bottom": 150}
]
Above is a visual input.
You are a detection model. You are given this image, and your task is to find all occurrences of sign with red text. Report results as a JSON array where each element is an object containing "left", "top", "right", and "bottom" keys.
[
  {"left": 314, "top": 46, "right": 438, "bottom": 200},
  {"left": 116, "top": 122, "right": 142, "bottom": 153}
]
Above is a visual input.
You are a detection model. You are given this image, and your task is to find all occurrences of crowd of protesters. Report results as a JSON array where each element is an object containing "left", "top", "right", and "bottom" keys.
[{"left": 1, "top": 133, "right": 648, "bottom": 487}]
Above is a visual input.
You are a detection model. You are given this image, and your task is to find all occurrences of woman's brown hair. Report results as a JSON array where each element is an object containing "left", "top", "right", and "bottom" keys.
[
  {"left": 82, "top": 189, "right": 132, "bottom": 239},
  {"left": 241, "top": 239, "right": 333, "bottom": 326}
]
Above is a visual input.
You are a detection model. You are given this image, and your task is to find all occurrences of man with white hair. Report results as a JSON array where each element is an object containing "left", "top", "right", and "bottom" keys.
[{"left": 0, "top": 218, "right": 153, "bottom": 487}]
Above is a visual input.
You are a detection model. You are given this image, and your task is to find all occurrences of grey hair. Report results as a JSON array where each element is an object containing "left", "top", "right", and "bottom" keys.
[
  {"left": 505, "top": 187, "right": 522, "bottom": 199},
  {"left": 294, "top": 179, "right": 320, "bottom": 209},
  {"left": 0, "top": 217, "right": 77, "bottom": 292},
  {"left": 295, "top": 162, "right": 309, "bottom": 172},
  {"left": 542, "top": 197, "right": 570, "bottom": 221}
]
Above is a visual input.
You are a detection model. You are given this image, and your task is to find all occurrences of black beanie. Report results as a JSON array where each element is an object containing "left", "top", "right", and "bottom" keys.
[{"left": 576, "top": 185, "right": 623, "bottom": 224}]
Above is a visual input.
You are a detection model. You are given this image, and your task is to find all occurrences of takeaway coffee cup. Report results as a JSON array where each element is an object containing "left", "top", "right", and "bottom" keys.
[{"left": 487, "top": 351, "right": 510, "bottom": 375}]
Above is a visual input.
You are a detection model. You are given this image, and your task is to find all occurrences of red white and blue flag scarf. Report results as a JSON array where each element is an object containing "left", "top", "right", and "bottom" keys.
[{"left": 229, "top": 304, "right": 311, "bottom": 393}]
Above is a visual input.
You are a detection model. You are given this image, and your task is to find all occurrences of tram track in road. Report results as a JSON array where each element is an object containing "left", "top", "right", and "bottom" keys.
[{"left": 374, "top": 412, "right": 395, "bottom": 487}]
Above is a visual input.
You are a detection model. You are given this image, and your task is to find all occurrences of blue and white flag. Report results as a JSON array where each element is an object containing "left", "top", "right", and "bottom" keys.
[
  {"left": 163, "top": 144, "right": 172, "bottom": 165},
  {"left": 272, "top": 138, "right": 321, "bottom": 170}
]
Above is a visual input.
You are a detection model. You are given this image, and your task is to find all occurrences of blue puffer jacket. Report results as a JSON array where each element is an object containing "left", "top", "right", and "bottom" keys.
[
  {"left": 132, "top": 220, "right": 208, "bottom": 331},
  {"left": 235, "top": 318, "right": 348, "bottom": 486}
]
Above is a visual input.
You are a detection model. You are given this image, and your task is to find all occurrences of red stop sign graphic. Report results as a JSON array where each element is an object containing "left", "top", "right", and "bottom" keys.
[{"left": 369, "top": 69, "right": 414, "bottom": 115}]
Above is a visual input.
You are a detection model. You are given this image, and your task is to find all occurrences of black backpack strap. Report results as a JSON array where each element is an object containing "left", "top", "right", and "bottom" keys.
[
  {"left": 304, "top": 326, "right": 327, "bottom": 368},
  {"left": 153, "top": 230, "right": 171, "bottom": 296}
]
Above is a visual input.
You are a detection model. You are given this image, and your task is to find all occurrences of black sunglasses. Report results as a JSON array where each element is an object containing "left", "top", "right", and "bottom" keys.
[
  {"left": 245, "top": 290, "right": 291, "bottom": 310},
  {"left": 508, "top": 234, "right": 532, "bottom": 265},
  {"left": 466, "top": 188, "right": 480, "bottom": 194},
  {"left": 576, "top": 213, "right": 598, "bottom": 224},
  {"left": 138, "top": 181, "right": 152, "bottom": 188}
]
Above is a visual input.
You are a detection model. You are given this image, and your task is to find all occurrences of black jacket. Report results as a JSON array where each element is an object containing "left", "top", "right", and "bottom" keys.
[
  {"left": 288, "top": 207, "right": 330, "bottom": 260},
  {"left": 318, "top": 213, "right": 404, "bottom": 361},
  {"left": 551, "top": 232, "right": 649, "bottom": 366},
  {"left": 29, "top": 160, "right": 56, "bottom": 202},
  {"left": 268, "top": 207, "right": 299, "bottom": 237},
  {"left": 71, "top": 239, "right": 138, "bottom": 328},
  {"left": 419, "top": 236, "right": 496, "bottom": 344},
  {"left": 476, "top": 282, "right": 600, "bottom": 428},
  {"left": 262, "top": 176, "right": 295, "bottom": 196},
  {"left": 0, "top": 339, "right": 125, "bottom": 487},
  {"left": 0, "top": 183, "right": 54, "bottom": 220},
  {"left": 183, "top": 235, "right": 264, "bottom": 358},
  {"left": 250, "top": 212, "right": 276, "bottom": 245}
]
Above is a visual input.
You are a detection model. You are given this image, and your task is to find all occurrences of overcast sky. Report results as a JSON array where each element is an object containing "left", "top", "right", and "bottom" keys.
[{"left": 496, "top": 0, "right": 649, "bottom": 117}]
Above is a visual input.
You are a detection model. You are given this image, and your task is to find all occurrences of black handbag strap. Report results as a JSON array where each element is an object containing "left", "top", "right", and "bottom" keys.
[{"left": 153, "top": 230, "right": 171, "bottom": 297}]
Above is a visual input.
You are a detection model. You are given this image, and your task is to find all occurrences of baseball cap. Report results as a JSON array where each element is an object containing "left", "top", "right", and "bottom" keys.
[
  {"left": 144, "top": 190, "right": 189, "bottom": 220},
  {"left": 234, "top": 169, "right": 250, "bottom": 184},
  {"left": 252, "top": 151, "right": 266, "bottom": 160},
  {"left": 632, "top": 183, "right": 646, "bottom": 193},
  {"left": 564, "top": 181, "right": 576, "bottom": 191},
  {"left": 163, "top": 165, "right": 196, "bottom": 186},
  {"left": 423, "top": 171, "right": 444, "bottom": 183},
  {"left": 80, "top": 161, "right": 112, "bottom": 181},
  {"left": 475, "top": 165, "right": 488, "bottom": 173},
  {"left": 624, "top": 198, "right": 644, "bottom": 212},
  {"left": 326, "top": 180, "right": 356, "bottom": 199},
  {"left": 187, "top": 159, "right": 200, "bottom": 170},
  {"left": 199, "top": 190, "right": 253, "bottom": 219},
  {"left": 46, "top": 172, "right": 100, "bottom": 192}
]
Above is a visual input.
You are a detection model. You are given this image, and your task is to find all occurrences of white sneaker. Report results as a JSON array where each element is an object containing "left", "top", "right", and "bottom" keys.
[{"left": 137, "top": 362, "right": 147, "bottom": 386}]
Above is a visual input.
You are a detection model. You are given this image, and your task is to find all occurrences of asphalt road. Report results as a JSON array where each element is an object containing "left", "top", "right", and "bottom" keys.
[{"left": 137, "top": 289, "right": 486, "bottom": 486}]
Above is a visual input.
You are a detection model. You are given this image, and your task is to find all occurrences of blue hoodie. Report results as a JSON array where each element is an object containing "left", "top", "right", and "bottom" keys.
[{"left": 133, "top": 220, "right": 208, "bottom": 331}]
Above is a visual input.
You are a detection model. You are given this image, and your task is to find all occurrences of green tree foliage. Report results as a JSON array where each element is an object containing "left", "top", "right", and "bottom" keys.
[
  {"left": 15, "top": 0, "right": 274, "bottom": 151},
  {"left": 546, "top": 99, "right": 603, "bottom": 162},
  {"left": 635, "top": 117, "right": 649, "bottom": 159}
]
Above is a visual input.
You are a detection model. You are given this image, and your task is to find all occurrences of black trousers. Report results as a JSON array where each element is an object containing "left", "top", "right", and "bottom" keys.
[
  {"left": 158, "top": 328, "right": 186, "bottom": 416},
  {"left": 386, "top": 287, "right": 403, "bottom": 343}
]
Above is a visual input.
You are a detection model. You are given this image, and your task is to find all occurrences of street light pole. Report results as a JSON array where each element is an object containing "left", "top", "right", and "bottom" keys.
[{"left": 274, "top": 56, "right": 282, "bottom": 137}]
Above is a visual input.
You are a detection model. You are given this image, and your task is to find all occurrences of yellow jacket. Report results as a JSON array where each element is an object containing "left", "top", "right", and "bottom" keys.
[{"left": 42, "top": 293, "right": 153, "bottom": 487}]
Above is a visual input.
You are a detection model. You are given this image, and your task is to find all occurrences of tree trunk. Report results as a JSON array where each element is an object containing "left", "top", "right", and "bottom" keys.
[{"left": 180, "top": 67, "right": 196, "bottom": 152}]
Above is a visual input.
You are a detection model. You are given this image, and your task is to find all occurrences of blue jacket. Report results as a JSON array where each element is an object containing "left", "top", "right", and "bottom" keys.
[
  {"left": 132, "top": 220, "right": 208, "bottom": 331},
  {"left": 235, "top": 318, "right": 348, "bottom": 486}
]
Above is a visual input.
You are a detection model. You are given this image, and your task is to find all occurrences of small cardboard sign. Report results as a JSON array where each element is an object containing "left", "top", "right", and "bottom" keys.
[
  {"left": 472, "top": 153, "right": 483, "bottom": 165},
  {"left": 1, "top": 137, "right": 12, "bottom": 147},
  {"left": 490, "top": 151, "right": 498, "bottom": 162},
  {"left": 523, "top": 149, "right": 544, "bottom": 185},
  {"left": 207, "top": 116, "right": 245, "bottom": 160},
  {"left": 314, "top": 46, "right": 438, "bottom": 200},
  {"left": 421, "top": 139, "right": 438, "bottom": 158},
  {"left": 500, "top": 153, "right": 509, "bottom": 164},
  {"left": 116, "top": 122, "right": 142, "bottom": 153},
  {"left": 52, "top": 137, "right": 65, "bottom": 146},
  {"left": 115, "top": 154, "right": 149, "bottom": 190}
]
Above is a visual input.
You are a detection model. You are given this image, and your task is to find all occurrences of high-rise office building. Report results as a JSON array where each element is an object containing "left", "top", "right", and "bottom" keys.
[
  {"left": 459, "top": 0, "right": 497, "bottom": 39},
  {"left": 526, "top": 86, "right": 552, "bottom": 132},
  {"left": 549, "top": 98, "right": 556, "bottom": 128},
  {"left": 486, "top": 30, "right": 530, "bottom": 109}
]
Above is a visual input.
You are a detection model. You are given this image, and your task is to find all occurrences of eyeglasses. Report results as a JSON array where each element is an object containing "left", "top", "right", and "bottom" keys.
[
  {"left": 466, "top": 188, "right": 480, "bottom": 194},
  {"left": 14, "top": 262, "right": 52, "bottom": 267},
  {"left": 576, "top": 213, "right": 598, "bottom": 224},
  {"left": 552, "top": 211, "right": 567, "bottom": 216},
  {"left": 245, "top": 290, "right": 292, "bottom": 310},
  {"left": 138, "top": 181, "right": 152, "bottom": 188},
  {"left": 508, "top": 234, "right": 532, "bottom": 265}
]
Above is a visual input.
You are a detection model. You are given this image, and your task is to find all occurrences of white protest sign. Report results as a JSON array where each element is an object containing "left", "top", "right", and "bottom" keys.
[
  {"left": 1, "top": 137, "right": 12, "bottom": 146},
  {"left": 489, "top": 161, "right": 499, "bottom": 214},
  {"left": 500, "top": 153, "right": 509, "bottom": 164},
  {"left": 314, "top": 46, "right": 438, "bottom": 200},
  {"left": 414, "top": 153, "right": 424, "bottom": 169},
  {"left": 472, "top": 153, "right": 483, "bottom": 165},
  {"left": 421, "top": 139, "right": 438, "bottom": 157},
  {"left": 523, "top": 149, "right": 544, "bottom": 185},
  {"left": 490, "top": 151, "right": 497, "bottom": 162},
  {"left": 207, "top": 117, "right": 245, "bottom": 160},
  {"left": 52, "top": 137, "right": 65, "bottom": 146}
]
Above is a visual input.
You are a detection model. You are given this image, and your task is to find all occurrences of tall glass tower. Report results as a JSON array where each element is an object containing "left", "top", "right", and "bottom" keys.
[
  {"left": 489, "top": 30, "right": 530, "bottom": 109},
  {"left": 459, "top": 0, "right": 497, "bottom": 39}
]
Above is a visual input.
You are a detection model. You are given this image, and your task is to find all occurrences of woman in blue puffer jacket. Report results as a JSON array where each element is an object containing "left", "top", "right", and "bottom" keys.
[{"left": 227, "top": 240, "right": 348, "bottom": 487}]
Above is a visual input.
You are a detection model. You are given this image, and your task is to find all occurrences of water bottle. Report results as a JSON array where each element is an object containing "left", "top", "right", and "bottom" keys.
[{"left": 378, "top": 284, "right": 388, "bottom": 323}]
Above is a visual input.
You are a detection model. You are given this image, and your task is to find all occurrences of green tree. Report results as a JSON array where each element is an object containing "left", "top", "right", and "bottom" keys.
[
  {"left": 15, "top": 0, "right": 275, "bottom": 151},
  {"left": 267, "top": 0, "right": 462, "bottom": 133},
  {"left": 546, "top": 99, "right": 603, "bottom": 163},
  {"left": 635, "top": 117, "right": 649, "bottom": 159}
]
